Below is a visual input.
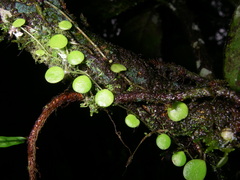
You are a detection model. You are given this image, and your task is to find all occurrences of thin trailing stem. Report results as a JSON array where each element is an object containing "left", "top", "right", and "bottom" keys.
[
  {"left": 126, "top": 129, "right": 167, "bottom": 167},
  {"left": 105, "top": 109, "right": 166, "bottom": 168},
  {"left": 27, "top": 92, "right": 83, "bottom": 180},
  {"left": 21, "top": 27, "right": 50, "bottom": 55},
  {"left": 105, "top": 110, "right": 132, "bottom": 156}
]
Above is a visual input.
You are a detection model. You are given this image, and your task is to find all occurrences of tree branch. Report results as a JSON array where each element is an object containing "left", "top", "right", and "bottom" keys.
[
  {"left": 115, "top": 86, "right": 240, "bottom": 104},
  {"left": 1, "top": 0, "right": 240, "bottom": 179}
]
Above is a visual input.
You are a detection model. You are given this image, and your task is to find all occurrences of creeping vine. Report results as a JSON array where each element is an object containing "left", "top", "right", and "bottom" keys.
[{"left": 28, "top": 92, "right": 83, "bottom": 180}]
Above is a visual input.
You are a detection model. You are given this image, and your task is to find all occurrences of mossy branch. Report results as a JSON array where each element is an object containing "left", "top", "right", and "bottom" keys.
[
  {"left": 115, "top": 86, "right": 240, "bottom": 104},
  {"left": 1, "top": 0, "right": 240, "bottom": 179}
]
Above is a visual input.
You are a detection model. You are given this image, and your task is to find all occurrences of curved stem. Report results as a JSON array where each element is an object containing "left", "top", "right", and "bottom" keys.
[
  {"left": 21, "top": 27, "right": 50, "bottom": 55},
  {"left": 27, "top": 92, "right": 83, "bottom": 180}
]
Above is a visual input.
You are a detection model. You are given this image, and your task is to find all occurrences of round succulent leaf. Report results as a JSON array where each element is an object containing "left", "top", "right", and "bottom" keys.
[
  {"left": 12, "top": 18, "right": 26, "bottom": 27},
  {"left": 58, "top": 20, "right": 72, "bottom": 30},
  {"left": 156, "top": 133, "right": 171, "bottom": 150},
  {"left": 49, "top": 34, "right": 68, "bottom": 49},
  {"left": 35, "top": 49, "right": 45, "bottom": 56},
  {"left": 95, "top": 89, "right": 114, "bottom": 107},
  {"left": 45, "top": 66, "right": 65, "bottom": 83},
  {"left": 67, "top": 50, "right": 85, "bottom": 65},
  {"left": 172, "top": 151, "right": 187, "bottom": 167},
  {"left": 183, "top": 159, "right": 207, "bottom": 180},
  {"left": 72, "top": 75, "right": 92, "bottom": 93},
  {"left": 167, "top": 101, "right": 189, "bottom": 122},
  {"left": 110, "top": 63, "right": 127, "bottom": 73},
  {"left": 125, "top": 114, "right": 140, "bottom": 128}
]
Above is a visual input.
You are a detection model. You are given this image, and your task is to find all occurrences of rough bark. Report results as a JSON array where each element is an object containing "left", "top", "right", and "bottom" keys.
[{"left": 0, "top": 0, "right": 240, "bottom": 179}]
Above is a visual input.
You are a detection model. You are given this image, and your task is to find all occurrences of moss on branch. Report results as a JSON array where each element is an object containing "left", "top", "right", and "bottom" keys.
[{"left": 1, "top": 0, "right": 240, "bottom": 179}]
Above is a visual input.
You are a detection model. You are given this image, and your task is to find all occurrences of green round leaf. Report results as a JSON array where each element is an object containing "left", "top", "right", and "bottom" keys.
[
  {"left": 35, "top": 49, "right": 45, "bottom": 56},
  {"left": 167, "top": 101, "right": 189, "bottom": 122},
  {"left": 156, "top": 133, "right": 171, "bottom": 150},
  {"left": 49, "top": 34, "right": 68, "bottom": 49},
  {"left": 110, "top": 63, "right": 127, "bottom": 73},
  {"left": 67, "top": 50, "right": 85, "bottom": 65},
  {"left": 183, "top": 159, "right": 207, "bottom": 180},
  {"left": 12, "top": 18, "right": 26, "bottom": 27},
  {"left": 72, "top": 75, "right": 92, "bottom": 93},
  {"left": 45, "top": 66, "right": 65, "bottom": 83},
  {"left": 95, "top": 89, "right": 114, "bottom": 107},
  {"left": 172, "top": 151, "right": 187, "bottom": 167},
  {"left": 58, "top": 20, "right": 72, "bottom": 30},
  {"left": 125, "top": 114, "right": 140, "bottom": 128}
]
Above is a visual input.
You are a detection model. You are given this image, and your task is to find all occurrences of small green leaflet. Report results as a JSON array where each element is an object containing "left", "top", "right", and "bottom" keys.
[
  {"left": 110, "top": 63, "right": 127, "bottom": 73},
  {"left": 0, "top": 136, "right": 26, "bottom": 148}
]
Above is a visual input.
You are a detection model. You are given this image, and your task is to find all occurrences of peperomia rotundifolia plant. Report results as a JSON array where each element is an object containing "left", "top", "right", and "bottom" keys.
[{"left": 1, "top": 0, "right": 240, "bottom": 180}]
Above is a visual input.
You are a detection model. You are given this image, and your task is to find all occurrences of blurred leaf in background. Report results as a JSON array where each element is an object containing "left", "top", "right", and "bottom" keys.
[
  {"left": 224, "top": 5, "right": 240, "bottom": 91},
  {"left": 0, "top": 136, "right": 26, "bottom": 148},
  {"left": 118, "top": 6, "right": 162, "bottom": 58}
]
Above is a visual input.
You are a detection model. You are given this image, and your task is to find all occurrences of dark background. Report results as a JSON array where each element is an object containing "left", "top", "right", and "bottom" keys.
[{"left": 0, "top": 0, "right": 240, "bottom": 179}]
